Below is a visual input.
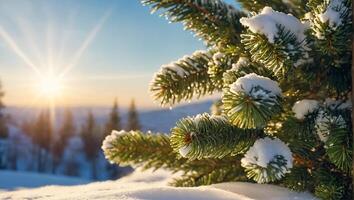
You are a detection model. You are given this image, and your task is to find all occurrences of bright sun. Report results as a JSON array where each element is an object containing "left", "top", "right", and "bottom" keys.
[{"left": 38, "top": 75, "right": 63, "bottom": 99}]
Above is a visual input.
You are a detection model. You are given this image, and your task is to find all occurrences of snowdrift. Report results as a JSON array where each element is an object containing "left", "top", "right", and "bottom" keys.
[
  {"left": 0, "top": 170, "right": 89, "bottom": 190},
  {"left": 0, "top": 169, "right": 317, "bottom": 200}
]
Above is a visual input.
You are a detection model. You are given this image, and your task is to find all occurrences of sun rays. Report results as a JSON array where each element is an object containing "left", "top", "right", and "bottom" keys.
[
  {"left": 0, "top": 7, "right": 111, "bottom": 125},
  {"left": 0, "top": 25, "right": 42, "bottom": 76},
  {"left": 59, "top": 11, "right": 111, "bottom": 79}
]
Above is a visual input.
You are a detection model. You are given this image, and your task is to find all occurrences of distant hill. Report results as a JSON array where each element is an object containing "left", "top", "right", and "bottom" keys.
[{"left": 4, "top": 100, "right": 214, "bottom": 133}]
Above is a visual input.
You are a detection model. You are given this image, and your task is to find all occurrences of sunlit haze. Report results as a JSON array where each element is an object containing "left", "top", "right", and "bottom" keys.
[{"left": 0, "top": 0, "right": 211, "bottom": 108}]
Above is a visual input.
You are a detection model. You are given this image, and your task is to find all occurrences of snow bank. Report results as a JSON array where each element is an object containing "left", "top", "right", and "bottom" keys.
[
  {"left": 211, "top": 182, "right": 317, "bottom": 200},
  {"left": 0, "top": 169, "right": 317, "bottom": 200},
  {"left": 0, "top": 170, "right": 89, "bottom": 190}
]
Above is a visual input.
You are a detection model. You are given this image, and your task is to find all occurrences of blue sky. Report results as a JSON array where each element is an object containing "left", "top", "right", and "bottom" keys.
[{"left": 0, "top": 0, "right": 238, "bottom": 108}]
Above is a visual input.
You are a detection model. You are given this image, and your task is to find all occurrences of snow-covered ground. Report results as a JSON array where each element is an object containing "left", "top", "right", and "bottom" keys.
[
  {"left": 0, "top": 170, "right": 89, "bottom": 190},
  {"left": 0, "top": 169, "right": 317, "bottom": 200}
]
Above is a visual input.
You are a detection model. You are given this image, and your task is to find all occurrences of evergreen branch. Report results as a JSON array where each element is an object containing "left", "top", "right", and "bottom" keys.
[
  {"left": 102, "top": 130, "right": 248, "bottom": 174},
  {"left": 222, "top": 59, "right": 274, "bottom": 86},
  {"left": 315, "top": 184, "right": 344, "bottom": 200},
  {"left": 150, "top": 50, "right": 219, "bottom": 105},
  {"left": 102, "top": 131, "right": 182, "bottom": 171},
  {"left": 240, "top": 137, "right": 293, "bottom": 184},
  {"left": 325, "top": 125, "right": 352, "bottom": 173},
  {"left": 313, "top": 168, "right": 351, "bottom": 200},
  {"left": 142, "top": 0, "right": 245, "bottom": 46},
  {"left": 306, "top": 1, "right": 352, "bottom": 95},
  {"left": 238, "top": 0, "right": 307, "bottom": 18},
  {"left": 243, "top": 155, "right": 290, "bottom": 184},
  {"left": 278, "top": 116, "right": 319, "bottom": 162},
  {"left": 238, "top": 0, "right": 289, "bottom": 13},
  {"left": 326, "top": 64, "right": 352, "bottom": 94},
  {"left": 170, "top": 113, "right": 261, "bottom": 160},
  {"left": 171, "top": 158, "right": 247, "bottom": 187},
  {"left": 310, "top": 0, "right": 352, "bottom": 60},
  {"left": 207, "top": 51, "right": 238, "bottom": 89},
  {"left": 241, "top": 26, "right": 307, "bottom": 77},
  {"left": 282, "top": 166, "right": 313, "bottom": 192},
  {"left": 210, "top": 99, "right": 223, "bottom": 116},
  {"left": 223, "top": 85, "right": 283, "bottom": 129}
]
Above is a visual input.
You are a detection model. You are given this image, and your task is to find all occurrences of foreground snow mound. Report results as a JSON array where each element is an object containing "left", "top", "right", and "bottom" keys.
[
  {"left": 0, "top": 169, "right": 317, "bottom": 200},
  {"left": 0, "top": 170, "right": 89, "bottom": 190}
]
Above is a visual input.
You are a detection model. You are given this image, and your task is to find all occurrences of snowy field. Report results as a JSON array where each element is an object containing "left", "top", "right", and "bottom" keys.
[
  {"left": 0, "top": 170, "right": 89, "bottom": 190},
  {"left": 0, "top": 169, "right": 317, "bottom": 200}
]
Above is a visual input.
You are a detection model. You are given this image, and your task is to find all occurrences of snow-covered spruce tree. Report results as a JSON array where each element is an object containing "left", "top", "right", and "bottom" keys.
[{"left": 103, "top": 0, "right": 352, "bottom": 199}]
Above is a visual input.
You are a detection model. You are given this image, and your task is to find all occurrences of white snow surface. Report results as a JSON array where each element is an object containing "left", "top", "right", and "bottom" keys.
[
  {"left": 0, "top": 170, "right": 89, "bottom": 190},
  {"left": 240, "top": 7, "right": 308, "bottom": 43},
  {"left": 318, "top": 0, "right": 344, "bottom": 28},
  {"left": 0, "top": 169, "right": 317, "bottom": 200},
  {"left": 230, "top": 73, "right": 281, "bottom": 96},
  {"left": 241, "top": 137, "right": 293, "bottom": 169},
  {"left": 292, "top": 99, "right": 319, "bottom": 119}
]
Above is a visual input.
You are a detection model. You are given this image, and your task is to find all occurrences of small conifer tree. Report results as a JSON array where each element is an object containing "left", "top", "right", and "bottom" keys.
[
  {"left": 126, "top": 99, "right": 141, "bottom": 131},
  {"left": 105, "top": 98, "right": 121, "bottom": 135}
]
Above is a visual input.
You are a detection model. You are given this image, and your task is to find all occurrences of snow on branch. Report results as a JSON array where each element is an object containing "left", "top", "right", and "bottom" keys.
[
  {"left": 241, "top": 137, "right": 293, "bottom": 183},
  {"left": 102, "top": 130, "right": 128, "bottom": 151},
  {"left": 223, "top": 73, "right": 282, "bottom": 129},
  {"left": 240, "top": 7, "right": 308, "bottom": 44},
  {"left": 317, "top": 0, "right": 346, "bottom": 28},
  {"left": 150, "top": 50, "right": 218, "bottom": 105},
  {"left": 292, "top": 99, "right": 319, "bottom": 120},
  {"left": 159, "top": 50, "right": 210, "bottom": 79},
  {"left": 229, "top": 73, "right": 282, "bottom": 99}
]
